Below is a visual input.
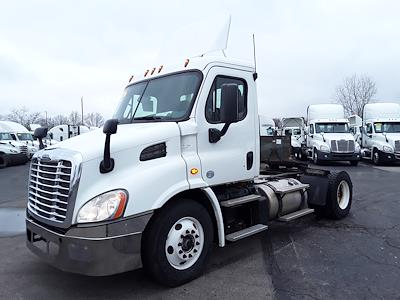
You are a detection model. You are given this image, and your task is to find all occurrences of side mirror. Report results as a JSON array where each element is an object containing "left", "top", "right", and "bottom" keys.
[
  {"left": 209, "top": 84, "right": 240, "bottom": 143},
  {"left": 34, "top": 127, "right": 48, "bottom": 150},
  {"left": 220, "top": 83, "right": 239, "bottom": 124},
  {"left": 100, "top": 119, "right": 119, "bottom": 173}
]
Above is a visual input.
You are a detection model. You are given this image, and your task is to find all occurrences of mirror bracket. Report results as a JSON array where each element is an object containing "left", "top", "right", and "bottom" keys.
[
  {"left": 209, "top": 123, "right": 231, "bottom": 143},
  {"left": 99, "top": 119, "right": 118, "bottom": 174}
]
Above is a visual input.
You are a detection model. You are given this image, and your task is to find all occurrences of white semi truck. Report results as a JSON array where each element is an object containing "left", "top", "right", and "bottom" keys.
[
  {"left": 48, "top": 124, "right": 91, "bottom": 142},
  {"left": 259, "top": 115, "right": 276, "bottom": 136},
  {"left": 305, "top": 104, "right": 360, "bottom": 165},
  {"left": 360, "top": 103, "right": 400, "bottom": 164},
  {"left": 0, "top": 121, "right": 37, "bottom": 158},
  {"left": 282, "top": 117, "right": 307, "bottom": 160},
  {"left": 0, "top": 140, "right": 28, "bottom": 168},
  {"left": 26, "top": 56, "right": 353, "bottom": 286}
]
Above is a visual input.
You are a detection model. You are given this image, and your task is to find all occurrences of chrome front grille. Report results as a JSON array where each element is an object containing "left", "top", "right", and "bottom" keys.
[
  {"left": 331, "top": 140, "right": 355, "bottom": 153},
  {"left": 28, "top": 157, "right": 72, "bottom": 223},
  {"left": 395, "top": 141, "right": 400, "bottom": 152},
  {"left": 19, "top": 145, "right": 28, "bottom": 155}
]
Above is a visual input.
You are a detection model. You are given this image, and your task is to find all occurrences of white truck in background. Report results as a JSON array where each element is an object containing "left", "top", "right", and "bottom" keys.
[
  {"left": 0, "top": 121, "right": 37, "bottom": 158},
  {"left": 360, "top": 103, "right": 400, "bottom": 164},
  {"left": 259, "top": 115, "right": 276, "bottom": 136},
  {"left": 349, "top": 115, "right": 362, "bottom": 145},
  {"left": 0, "top": 139, "right": 29, "bottom": 168},
  {"left": 305, "top": 104, "right": 360, "bottom": 165},
  {"left": 48, "top": 124, "right": 91, "bottom": 142},
  {"left": 27, "top": 56, "right": 354, "bottom": 286},
  {"left": 281, "top": 117, "right": 307, "bottom": 160}
]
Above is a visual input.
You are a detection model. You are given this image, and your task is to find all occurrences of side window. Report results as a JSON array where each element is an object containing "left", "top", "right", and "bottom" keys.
[
  {"left": 11, "top": 134, "right": 17, "bottom": 141},
  {"left": 309, "top": 124, "right": 314, "bottom": 134},
  {"left": 205, "top": 76, "right": 247, "bottom": 123},
  {"left": 366, "top": 123, "right": 372, "bottom": 134}
]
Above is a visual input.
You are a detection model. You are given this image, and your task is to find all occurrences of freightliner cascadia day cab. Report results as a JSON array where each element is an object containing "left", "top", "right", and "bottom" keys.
[
  {"left": 360, "top": 103, "right": 400, "bottom": 164},
  {"left": 27, "top": 56, "right": 354, "bottom": 286},
  {"left": 281, "top": 117, "right": 307, "bottom": 160},
  {"left": 0, "top": 121, "right": 37, "bottom": 158},
  {"left": 259, "top": 115, "right": 276, "bottom": 136},
  {"left": 305, "top": 104, "right": 361, "bottom": 165}
]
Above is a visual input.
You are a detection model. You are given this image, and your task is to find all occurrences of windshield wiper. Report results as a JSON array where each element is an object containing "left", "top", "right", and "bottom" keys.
[{"left": 133, "top": 116, "right": 163, "bottom": 121}]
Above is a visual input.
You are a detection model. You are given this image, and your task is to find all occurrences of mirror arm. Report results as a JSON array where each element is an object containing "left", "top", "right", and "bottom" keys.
[
  {"left": 100, "top": 133, "right": 115, "bottom": 173},
  {"left": 209, "top": 123, "right": 231, "bottom": 143}
]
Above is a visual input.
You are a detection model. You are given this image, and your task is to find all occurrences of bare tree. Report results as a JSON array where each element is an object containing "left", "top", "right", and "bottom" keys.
[
  {"left": 335, "top": 74, "right": 377, "bottom": 117},
  {"left": 7, "top": 107, "right": 42, "bottom": 129},
  {"left": 272, "top": 118, "right": 282, "bottom": 128},
  {"left": 84, "top": 112, "right": 104, "bottom": 127},
  {"left": 69, "top": 111, "right": 81, "bottom": 125}
]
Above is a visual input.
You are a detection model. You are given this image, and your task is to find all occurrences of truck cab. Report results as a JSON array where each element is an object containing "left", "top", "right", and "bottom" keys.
[
  {"left": 26, "top": 56, "right": 353, "bottom": 286},
  {"left": 259, "top": 116, "right": 276, "bottom": 136},
  {"left": 281, "top": 117, "right": 306, "bottom": 160},
  {"left": 0, "top": 121, "right": 37, "bottom": 158},
  {"left": 360, "top": 103, "right": 400, "bottom": 164},
  {"left": 306, "top": 104, "right": 360, "bottom": 165}
]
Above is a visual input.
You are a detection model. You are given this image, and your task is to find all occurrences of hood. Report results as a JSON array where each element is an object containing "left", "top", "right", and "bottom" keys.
[
  {"left": 44, "top": 122, "right": 181, "bottom": 162},
  {"left": 317, "top": 133, "right": 355, "bottom": 142},
  {"left": 385, "top": 133, "right": 400, "bottom": 143}
]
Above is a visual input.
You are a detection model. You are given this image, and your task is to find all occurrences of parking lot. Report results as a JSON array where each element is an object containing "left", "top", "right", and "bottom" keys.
[{"left": 1, "top": 161, "right": 400, "bottom": 299}]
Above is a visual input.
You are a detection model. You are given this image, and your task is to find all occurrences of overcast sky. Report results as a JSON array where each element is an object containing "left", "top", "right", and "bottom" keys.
[{"left": 1, "top": 0, "right": 399, "bottom": 120}]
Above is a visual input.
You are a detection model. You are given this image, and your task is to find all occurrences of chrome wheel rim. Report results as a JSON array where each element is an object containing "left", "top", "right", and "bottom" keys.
[
  {"left": 337, "top": 180, "right": 350, "bottom": 210},
  {"left": 165, "top": 217, "right": 204, "bottom": 270}
]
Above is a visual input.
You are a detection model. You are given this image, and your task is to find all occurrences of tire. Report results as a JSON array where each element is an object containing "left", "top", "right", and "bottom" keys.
[
  {"left": 373, "top": 149, "right": 381, "bottom": 165},
  {"left": 142, "top": 199, "right": 214, "bottom": 287},
  {"left": 0, "top": 154, "right": 8, "bottom": 169},
  {"left": 314, "top": 171, "right": 352, "bottom": 219},
  {"left": 313, "top": 149, "right": 320, "bottom": 165},
  {"left": 350, "top": 160, "right": 359, "bottom": 166}
]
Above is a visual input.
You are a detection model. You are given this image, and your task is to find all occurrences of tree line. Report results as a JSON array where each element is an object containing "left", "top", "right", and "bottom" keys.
[{"left": 0, "top": 108, "right": 105, "bottom": 130}]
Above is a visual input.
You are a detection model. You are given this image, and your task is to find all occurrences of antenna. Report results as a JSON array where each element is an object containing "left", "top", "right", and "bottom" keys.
[{"left": 252, "top": 34, "right": 258, "bottom": 81}]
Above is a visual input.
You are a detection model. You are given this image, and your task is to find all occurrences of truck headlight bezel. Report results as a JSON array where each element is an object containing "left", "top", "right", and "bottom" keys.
[
  {"left": 383, "top": 145, "right": 394, "bottom": 153},
  {"left": 77, "top": 189, "right": 128, "bottom": 224},
  {"left": 320, "top": 145, "right": 330, "bottom": 152}
]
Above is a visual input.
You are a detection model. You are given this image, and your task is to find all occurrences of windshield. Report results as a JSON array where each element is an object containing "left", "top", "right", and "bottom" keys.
[
  {"left": 315, "top": 123, "right": 349, "bottom": 133},
  {"left": 0, "top": 132, "right": 12, "bottom": 140},
  {"left": 285, "top": 128, "right": 301, "bottom": 135},
  {"left": 374, "top": 122, "right": 400, "bottom": 133},
  {"left": 17, "top": 132, "right": 33, "bottom": 141},
  {"left": 114, "top": 71, "right": 202, "bottom": 124}
]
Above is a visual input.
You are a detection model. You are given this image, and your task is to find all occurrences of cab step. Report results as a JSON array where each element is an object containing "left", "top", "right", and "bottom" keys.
[
  {"left": 220, "top": 194, "right": 265, "bottom": 208},
  {"left": 278, "top": 208, "right": 314, "bottom": 222},
  {"left": 225, "top": 224, "right": 268, "bottom": 242}
]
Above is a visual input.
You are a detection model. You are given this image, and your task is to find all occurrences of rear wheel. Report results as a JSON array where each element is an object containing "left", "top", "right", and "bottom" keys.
[
  {"left": 142, "top": 199, "right": 213, "bottom": 287},
  {"left": 314, "top": 171, "right": 352, "bottom": 219}
]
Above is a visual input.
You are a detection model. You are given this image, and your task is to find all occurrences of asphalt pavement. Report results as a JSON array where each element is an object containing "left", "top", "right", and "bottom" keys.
[{"left": 0, "top": 161, "right": 400, "bottom": 299}]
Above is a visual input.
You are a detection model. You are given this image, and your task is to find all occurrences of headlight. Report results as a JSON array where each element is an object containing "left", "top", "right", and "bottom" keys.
[
  {"left": 77, "top": 190, "right": 128, "bottom": 223},
  {"left": 10, "top": 149, "right": 19, "bottom": 154},
  {"left": 320, "top": 145, "right": 330, "bottom": 152},
  {"left": 383, "top": 146, "right": 394, "bottom": 153}
]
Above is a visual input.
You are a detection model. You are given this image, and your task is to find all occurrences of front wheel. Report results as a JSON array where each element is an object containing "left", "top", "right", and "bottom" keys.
[
  {"left": 314, "top": 171, "right": 352, "bottom": 219},
  {"left": 373, "top": 149, "right": 381, "bottom": 165},
  {"left": 313, "top": 149, "right": 320, "bottom": 165},
  {"left": 0, "top": 154, "right": 8, "bottom": 169},
  {"left": 350, "top": 160, "right": 359, "bottom": 166},
  {"left": 142, "top": 199, "right": 214, "bottom": 287}
]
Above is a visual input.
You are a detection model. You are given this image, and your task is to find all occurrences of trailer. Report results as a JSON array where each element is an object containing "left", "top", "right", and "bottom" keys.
[{"left": 26, "top": 56, "right": 353, "bottom": 286}]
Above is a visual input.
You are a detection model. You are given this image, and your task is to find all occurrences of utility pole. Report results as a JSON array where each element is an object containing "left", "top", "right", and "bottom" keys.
[
  {"left": 81, "top": 96, "right": 84, "bottom": 125},
  {"left": 45, "top": 111, "right": 48, "bottom": 126}
]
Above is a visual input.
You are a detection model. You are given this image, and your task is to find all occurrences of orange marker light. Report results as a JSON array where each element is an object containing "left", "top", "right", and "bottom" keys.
[
  {"left": 184, "top": 59, "right": 189, "bottom": 67},
  {"left": 128, "top": 75, "right": 134, "bottom": 82},
  {"left": 158, "top": 65, "right": 163, "bottom": 73},
  {"left": 144, "top": 69, "right": 149, "bottom": 77},
  {"left": 151, "top": 67, "right": 156, "bottom": 75},
  {"left": 190, "top": 168, "right": 199, "bottom": 175}
]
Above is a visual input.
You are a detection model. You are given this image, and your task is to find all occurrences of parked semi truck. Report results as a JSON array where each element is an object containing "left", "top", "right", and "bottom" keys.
[
  {"left": 0, "top": 141, "right": 28, "bottom": 168},
  {"left": 282, "top": 117, "right": 307, "bottom": 160},
  {"left": 259, "top": 115, "right": 276, "bottom": 136},
  {"left": 305, "top": 104, "right": 360, "bottom": 165},
  {"left": 0, "top": 121, "right": 37, "bottom": 158},
  {"left": 360, "top": 103, "right": 400, "bottom": 164},
  {"left": 26, "top": 56, "right": 353, "bottom": 286}
]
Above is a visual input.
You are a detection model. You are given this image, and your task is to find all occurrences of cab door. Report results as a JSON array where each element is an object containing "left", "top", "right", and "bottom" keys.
[{"left": 195, "top": 67, "right": 257, "bottom": 186}]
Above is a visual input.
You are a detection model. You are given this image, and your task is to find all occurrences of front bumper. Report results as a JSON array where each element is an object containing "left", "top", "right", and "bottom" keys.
[
  {"left": 376, "top": 149, "right": 399, "bottom": 163},
  {"left": 315, "top": 149, "right": 361, "bottom": 161},
  {"left": 6, "top": 153, "right": 29, "bottom": 166},
  {"left": 26, "top": 212, "right": 152, "bottom": 276}
]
